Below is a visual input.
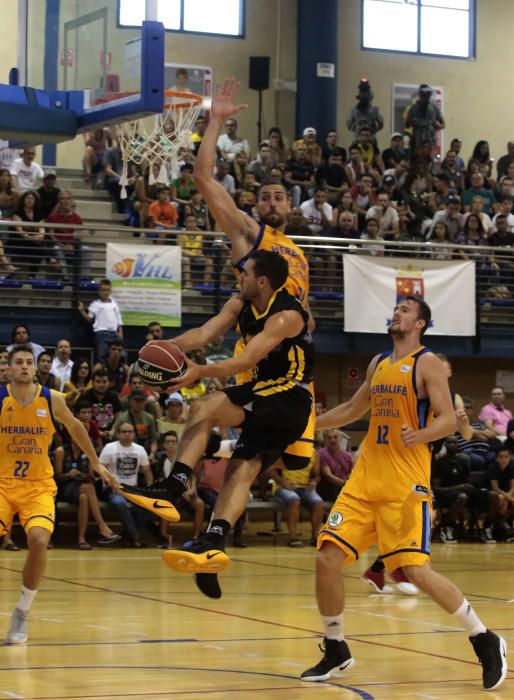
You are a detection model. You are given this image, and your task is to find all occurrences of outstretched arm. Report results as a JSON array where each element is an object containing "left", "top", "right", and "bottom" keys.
[
  {"left": 316, "top": 356, "right": 379, "bottom": 430},
  {"left": 168, "top": 295, "right": 243, "bottom": 352},
  {"left": 194, "top": 78, "right": 258, "bottom": 256},
  {"left": 170, "top": 309, "right": 304, "bottom": 389}
]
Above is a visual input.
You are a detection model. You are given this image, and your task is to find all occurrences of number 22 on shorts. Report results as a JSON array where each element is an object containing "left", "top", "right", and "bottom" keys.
[
  {"left": 377, "top": 425, "right": 389, "bottom": 444},
  {"left": 13, "top": 460, "right": 30, "bottom": 477}
]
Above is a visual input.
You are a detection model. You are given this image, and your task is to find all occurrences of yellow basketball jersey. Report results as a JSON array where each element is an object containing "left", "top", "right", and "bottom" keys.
[
  {"left": 234, "top": 223, "right": 310, "bottom": 304},
  {"left": 234, "top": 223, "right": 310, "bottom": 384},
  {"left": 0, "top": 385, "right": 58, "bottom": 480},
  {"left": 345, "top": 347, "right": 433, "bottom": 502}
]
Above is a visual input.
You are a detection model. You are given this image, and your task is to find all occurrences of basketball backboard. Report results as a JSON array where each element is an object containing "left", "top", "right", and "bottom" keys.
[{"left": 0, "top": 0, "right": 165, "bottom": 144}]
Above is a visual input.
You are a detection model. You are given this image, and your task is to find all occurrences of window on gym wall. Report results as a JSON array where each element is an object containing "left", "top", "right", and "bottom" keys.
[
  {"left": 361, "top": 0, "right": 475, "bottom": 59},
  {"left": 118, "top": 0, "right": 245, "bottom": 37}
]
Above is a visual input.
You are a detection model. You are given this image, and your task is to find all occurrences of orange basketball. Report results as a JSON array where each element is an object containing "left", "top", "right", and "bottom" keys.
[{"left": 137, "top": 340, "right": 187, "bottom": 387}]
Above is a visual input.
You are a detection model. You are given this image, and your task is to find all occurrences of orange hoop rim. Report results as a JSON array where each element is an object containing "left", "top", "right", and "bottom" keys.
[{"left": 163, "top": 90, "right": 203, "bottom": 111}]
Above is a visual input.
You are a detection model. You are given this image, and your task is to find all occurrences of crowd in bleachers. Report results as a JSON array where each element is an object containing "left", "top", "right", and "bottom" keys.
[{"left": 1, "top": 319, "right": 513, "bottom": 550}]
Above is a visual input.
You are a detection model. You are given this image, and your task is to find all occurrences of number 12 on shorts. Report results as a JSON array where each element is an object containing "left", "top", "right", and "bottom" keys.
[
  {"left": 13, "top": 460, "right": 30, "bottom": 477},
  {"left": 377, "top": 425, "right": 389, "bottom": 444}
]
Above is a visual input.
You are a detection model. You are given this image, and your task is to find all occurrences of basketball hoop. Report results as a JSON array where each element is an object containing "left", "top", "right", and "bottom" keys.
[{"left": 115, "top": 90, "right": 203, "bottom": 198}]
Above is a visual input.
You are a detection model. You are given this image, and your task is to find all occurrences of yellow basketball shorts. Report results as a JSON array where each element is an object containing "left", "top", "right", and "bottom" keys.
[
  {"left": 318, "top": 490, "right": 432, "bottom": 570},
  {"left": 0, "top": 478, "right": 57, "bottom": 535}
]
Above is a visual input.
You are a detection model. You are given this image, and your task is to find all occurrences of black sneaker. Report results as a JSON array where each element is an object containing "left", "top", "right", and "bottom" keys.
[
  {"left": 301, "top": 637, "right": 355, "bottom": 682},
  {"left": 195, "top": 573, "right": 222, "bottom": 599},
  {"left": 119, "top": 483, "right": 180, "bottom": 523},
  {"left": 470, "top": 630, "right": 507, "bottom": 690},
  {"left": 162, "top": 536, "right": 230, "bottom": 574}
]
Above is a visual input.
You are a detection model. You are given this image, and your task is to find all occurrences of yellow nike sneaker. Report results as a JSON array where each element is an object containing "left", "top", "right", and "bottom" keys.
[
  {"left": 162, "top": 538, "right": 230, "bottom": 574},
  {"left": 118, "top": 484, "right": 180, "bottom": 523}
]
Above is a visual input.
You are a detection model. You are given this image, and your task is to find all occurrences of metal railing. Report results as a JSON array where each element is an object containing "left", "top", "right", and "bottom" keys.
[{"left": 1, "top": 220, "right": 514, "bottom": 326}]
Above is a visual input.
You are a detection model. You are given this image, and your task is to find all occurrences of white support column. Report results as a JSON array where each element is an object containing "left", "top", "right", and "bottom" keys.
[
  {"left": 17, "top": 0, "right": 28, "bottom": 85},
  {"left": 145, "top": 0, "right": 159, "bottom": 21}
]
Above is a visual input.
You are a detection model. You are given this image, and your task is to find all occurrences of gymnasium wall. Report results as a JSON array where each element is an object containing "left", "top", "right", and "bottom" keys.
[
  {"left": 0, "top": 1, "right": 18, "bottom": 85},
  {"left": 338, "top": 0, "right": 512, "bottom": 161}
]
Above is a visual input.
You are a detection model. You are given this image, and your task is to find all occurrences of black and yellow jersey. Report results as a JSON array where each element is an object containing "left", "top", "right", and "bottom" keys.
[{"left": 238, "top": 287, "right": 314, "bottom": 391}]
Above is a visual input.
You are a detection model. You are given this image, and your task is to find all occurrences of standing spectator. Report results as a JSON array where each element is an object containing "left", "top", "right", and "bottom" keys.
[
  {"left": 6, "top": 324, "right": 45, "bottom": 359},
  {"left": 37, "top": 171, "right": 61, "bottom": 219},
  {"left": 300, "top": 188, "right": 334, "bottom": 236},
  {"left": 50, "top": 338, "right": 73, "bottom": 391},
  {"left": 9, "top": 148, "right": 44, "bottom": 191},
  {"left": 112, "top": 390, "right": 159, "bottom": 459},
  {"left": 78, "top": 279, "right": 123, "bottom": 363},
  {"left": 82, "top": 128, "right": 112, "bottom": 183},
  {"left": 347, "top": 79, "right": 384, "bottom": 141},
  {"left": 216, "top": 117, "right": 250, "bottom": 162},
  {"left": 321, "top": 130, "right": 347, "bottom": 164},
  {"left": 366, "top": 191, "right": 399, "bottom": 240},
  {"left": 270, "top": 454, "right": 324, "bottom": 547},
  {"left": 479, "top": 387, "right": 513, "bottom": 437},
  {"left": 83, "top": 368, "right": 122, "bottom": 436},
  {"left": 496, "top": 141, "right": 514, "bottom": 180},
  {"left": 317, "top": 429, "right": 354, "bottom": 502},
  {"left": 147, "top": 187, "right": 178, "bottom": 242},
  {"left": 284, "top": 143, "right": 316, "bottom": 208},
  {"left": 36, "top": 351, "right": 57, "bottom": 389},
  {"left": 405, "top": 84, "right": 445, "bottom": 158},
  {"left": 99, "top": 423, "right": 154, "bottom": 548},
  {"left": 47, "top": 190, "right": 92, "bottom": 280}
]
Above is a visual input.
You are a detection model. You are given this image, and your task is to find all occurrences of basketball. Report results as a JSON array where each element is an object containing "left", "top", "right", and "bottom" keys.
[{"left": 137, "top": 340, "right": 187, "bottom": 387}]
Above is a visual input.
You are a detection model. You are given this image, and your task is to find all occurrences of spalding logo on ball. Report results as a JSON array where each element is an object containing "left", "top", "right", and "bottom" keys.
[{"left": 137, "top": 340, "right": 187, "bottom": 387}]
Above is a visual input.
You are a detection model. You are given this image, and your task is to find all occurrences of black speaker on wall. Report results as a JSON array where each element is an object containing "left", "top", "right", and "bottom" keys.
[{"left": 249, "top": 56, "right": 270, "bottom": 91}]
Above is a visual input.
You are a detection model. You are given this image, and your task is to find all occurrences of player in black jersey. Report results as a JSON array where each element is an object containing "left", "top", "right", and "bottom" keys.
[{"left": 122, "top": 250, "right": 314, "bottom": 586}]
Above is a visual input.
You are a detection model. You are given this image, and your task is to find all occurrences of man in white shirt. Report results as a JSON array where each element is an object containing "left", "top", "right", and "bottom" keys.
[
  {"left": 10, "top": 148, "right": 45, "bottom": 191},
  {"left": 78, "top": 279, "right": 123, "bottom": 363},
  {"left": 366, "top": 191, "right": 399, "bottom": 240},
  {"left": 216, "top": 118, "right": 251, "bottom": 162},
  {"left": 300, "top": 188, "right": 334, "bottom": 235},
  {"left": 99, "top": 422, "right": 154, "bottom": 547},
  {"left": 50, "top": 338, "right": 74, "bottom": 391}
]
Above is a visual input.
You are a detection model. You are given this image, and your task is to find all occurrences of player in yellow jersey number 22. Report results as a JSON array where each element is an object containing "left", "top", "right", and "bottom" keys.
[{"left": 0, "top": 344, "right": 118, "bottom": 645}]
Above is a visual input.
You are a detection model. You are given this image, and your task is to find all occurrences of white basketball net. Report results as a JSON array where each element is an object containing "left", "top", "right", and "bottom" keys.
[{"left": 115, "top": 92, "right": 203, "bottom": 198}]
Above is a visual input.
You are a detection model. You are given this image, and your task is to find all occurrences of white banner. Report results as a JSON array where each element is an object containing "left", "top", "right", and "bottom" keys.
[
  {"left": 343, "top": 255, "right": 475, "bottom": 336},
  {"left": 106, "top": 243, "right": 181, "bottom": 327}
]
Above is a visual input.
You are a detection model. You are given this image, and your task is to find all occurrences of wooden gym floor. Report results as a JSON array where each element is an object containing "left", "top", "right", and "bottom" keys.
[{"left": 0, "top": 529, "right": 512, "bottom": 700}]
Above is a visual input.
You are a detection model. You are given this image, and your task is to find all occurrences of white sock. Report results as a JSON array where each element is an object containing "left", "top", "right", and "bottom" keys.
[
  {"left": 16, "top": 586, "right": 38, "bottom": 613},
  {"left": 322, "top": 614, "right": 344, "bottom": 641},
  {"left": 453, "top": 598, "right": 487, "bottom": 637}
]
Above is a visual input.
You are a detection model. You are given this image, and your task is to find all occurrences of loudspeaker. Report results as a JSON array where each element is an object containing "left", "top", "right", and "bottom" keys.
[{"left": 249, "top": 56, "right": 270, "bottom": 91}]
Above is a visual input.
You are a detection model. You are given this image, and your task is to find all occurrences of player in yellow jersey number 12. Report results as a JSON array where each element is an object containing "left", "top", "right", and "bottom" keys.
[{"left": 301, "top": 297, "right": 507, "bottom": 691}]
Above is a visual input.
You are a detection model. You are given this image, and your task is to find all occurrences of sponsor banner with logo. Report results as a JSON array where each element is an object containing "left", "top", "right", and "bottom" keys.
[
  {"left": 106, "top": 243, "right": 181, "bottom": 326},
  {"left": 343, "top": 255, "right": 475, "bottom": 336}
]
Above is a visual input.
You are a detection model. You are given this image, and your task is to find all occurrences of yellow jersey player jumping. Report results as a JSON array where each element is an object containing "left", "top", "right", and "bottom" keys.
[
  {"left": 0, "top": 344, "right": 117, "bottom": 645},
  {"left": 301, "top": 296, "right": 507, "bottom": 692}
]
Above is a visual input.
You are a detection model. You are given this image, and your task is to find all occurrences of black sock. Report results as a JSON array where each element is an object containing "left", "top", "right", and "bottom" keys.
[
  {"left": 371, "top": 556, "right": 385, "bottom": 573},
  {"left": 205, "top": 519, "right": 231, "bottom": 547},
  {"left": 166, "top": 461, "right": 193, "bottom": 497}
]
